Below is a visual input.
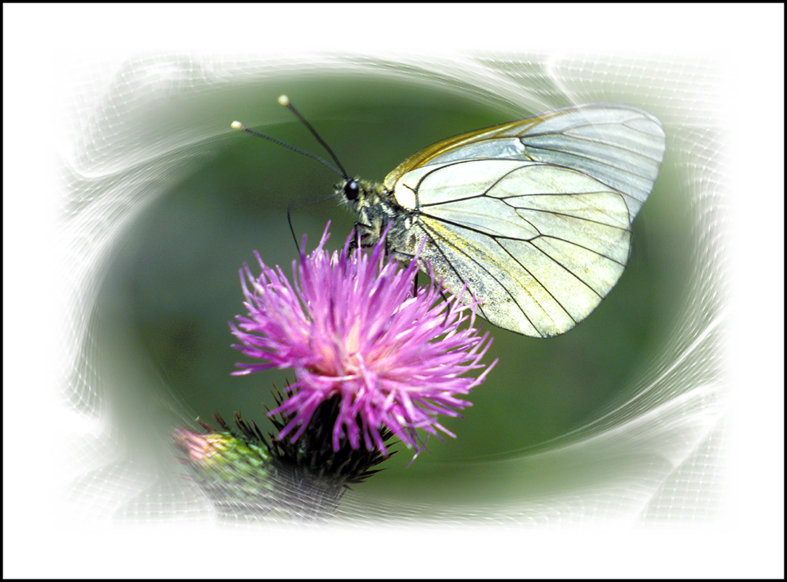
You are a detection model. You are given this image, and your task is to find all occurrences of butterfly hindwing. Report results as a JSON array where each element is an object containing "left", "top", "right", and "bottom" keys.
[{"left": 388, "top": 158, "right": 632, "bottom": 337}]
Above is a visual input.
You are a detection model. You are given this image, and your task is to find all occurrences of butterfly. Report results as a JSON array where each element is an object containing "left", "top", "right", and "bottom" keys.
[{"left": 234, "top": 99, "right": 666, "bottom": 337}]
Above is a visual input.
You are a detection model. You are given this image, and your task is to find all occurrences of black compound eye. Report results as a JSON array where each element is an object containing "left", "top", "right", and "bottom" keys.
[{"left": 343, "top": 179, "right": 360, "bottom": 201}]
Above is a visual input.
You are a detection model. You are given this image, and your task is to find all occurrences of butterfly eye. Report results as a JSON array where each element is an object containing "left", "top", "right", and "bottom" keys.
[{"left": 343, "top": 179, "right": 360, "bottom": 201}]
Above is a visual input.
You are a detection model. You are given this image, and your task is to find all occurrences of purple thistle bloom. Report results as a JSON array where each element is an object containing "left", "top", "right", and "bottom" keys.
[{"left": 230, "top": 223, "right": 496, "bottom": 457}]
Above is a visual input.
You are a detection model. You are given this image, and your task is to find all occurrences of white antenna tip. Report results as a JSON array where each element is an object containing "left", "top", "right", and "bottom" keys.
[
  {"left": 278, "top": 94, "right": 290, "bottom": 107},
  {"left": 231, "top": 121, "right": 244, "bottom": 130}
]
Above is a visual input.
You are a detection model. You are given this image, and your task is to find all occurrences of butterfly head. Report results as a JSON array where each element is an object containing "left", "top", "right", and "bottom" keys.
[
  {"left": 335, "top": 178, "right": 386, "bottom": 210},
  {"left": 341, "top": 178, "right": 360, "bottom": 201}
]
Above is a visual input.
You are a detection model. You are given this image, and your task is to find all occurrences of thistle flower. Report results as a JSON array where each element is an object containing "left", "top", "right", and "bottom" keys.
[{"left": 230, "top": 223, "right": 496, "bottom": 457}]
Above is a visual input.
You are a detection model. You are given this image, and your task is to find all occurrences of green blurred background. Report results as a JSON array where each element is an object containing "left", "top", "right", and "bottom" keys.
[{"left": 92, "top": 68, "right": 690, "bottom": 510}]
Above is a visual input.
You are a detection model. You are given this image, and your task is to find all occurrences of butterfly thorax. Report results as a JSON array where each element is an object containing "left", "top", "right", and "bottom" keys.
[{"left": 336, "top": 178, "right": 415, "bottom": 252}]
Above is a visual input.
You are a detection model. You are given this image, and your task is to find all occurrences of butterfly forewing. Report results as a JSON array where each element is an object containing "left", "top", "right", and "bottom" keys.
[
  {"left": 385, "top": 103, "right": 665, "bottom": 220},
  {"left": 381, "top": 103, "right": 664, "bottom": 337},
  {"left": 513, "top": 105, "right": 665, "bottom": 219}
]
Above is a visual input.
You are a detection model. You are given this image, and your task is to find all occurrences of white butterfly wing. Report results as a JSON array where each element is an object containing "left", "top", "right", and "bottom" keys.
[
  {"left": 390, "top": 159, "right": 631, "bottom": 337},
  {"left": 385, "top": 103, "right": 665, "bottom": 222},
  {"left": 385, "top": 104, "right": 665, "bottom": 337}
]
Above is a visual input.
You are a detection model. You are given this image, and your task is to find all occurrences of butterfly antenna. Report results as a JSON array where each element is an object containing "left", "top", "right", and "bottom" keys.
[
  {"left": 230, "top": 120, "right": 345, "bottom": 179},
  {"left": 276, "top": 94, "right": 350, "bottom": 179}
]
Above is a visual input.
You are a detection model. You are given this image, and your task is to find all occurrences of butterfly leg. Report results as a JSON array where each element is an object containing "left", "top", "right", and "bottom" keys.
[{"left": 347, "top": 220, "right": 375, "bottom": 254}]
